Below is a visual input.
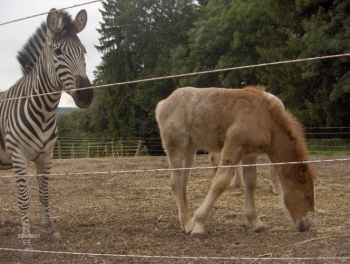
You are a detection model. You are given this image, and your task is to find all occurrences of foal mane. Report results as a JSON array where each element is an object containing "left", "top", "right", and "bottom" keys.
[
  {"left": 16, "top": 10, "right": 76, "bottom": 76},
  {"left": 244, "top": 86, "right": 311, "bottom": 169},
  {"left": 282, "top": 110, "right": 309, "bottom": 160}
]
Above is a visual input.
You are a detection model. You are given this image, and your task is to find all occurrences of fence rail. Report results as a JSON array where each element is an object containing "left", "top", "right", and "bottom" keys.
[
  {"left": 53, "top": 138, "right": 154, "bottom": 159},
  {"left": 54, "top": 129, "right": 350, "bottom": 159}
]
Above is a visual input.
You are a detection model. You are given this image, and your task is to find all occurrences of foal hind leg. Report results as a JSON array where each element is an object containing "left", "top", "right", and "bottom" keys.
[
  {"left": 269, "top": 165, "right": 281, "bottom": 195},
  {"left": 231, "top": 164, "right": 243, "bottom": 187},
  {"left": 168, "top": 143, "right": 197, "bottom": 234},
  {"left": 181, "top": 144, "right": 197, "bottom": 233},
  {"left": 35, "top": 158, "right": 62, "bottom": 243},
  {"left": 209, "top": 152, "right": 242, "bottom": 187},
  {"left": 242, "top": 156, "right": 264, "bottom": 232}
]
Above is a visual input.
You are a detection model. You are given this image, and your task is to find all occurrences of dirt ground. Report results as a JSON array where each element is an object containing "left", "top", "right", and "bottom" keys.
[{"left": 0, "top": 154, "right": 349, "bottom": 263}]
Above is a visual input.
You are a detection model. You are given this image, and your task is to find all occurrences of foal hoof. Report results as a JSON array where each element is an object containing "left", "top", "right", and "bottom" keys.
[
  {"left": 249, "top": 218, "right": 265, "bottom": 232},
  {"left": 50, "top": 231, "right": 62, "bottom": 243},
  {"left": 191, "top": 232, "right": 207, "bottom": 242},
  {"left": 253, "top": 225, "right": 266, "bottom": 233},
  {"left": 181, "top": 218, "right": 194, "bottom": 234},
  {"left": 21, "top": 248, "right": 34, "bottom": 262}
]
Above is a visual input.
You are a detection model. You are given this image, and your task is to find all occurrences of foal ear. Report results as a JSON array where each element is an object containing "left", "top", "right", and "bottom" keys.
[
  {"left": 74, "top": 9, "right": 88, "bottom": 33},
  {"left": 297, "top": 163, "right": 308, "bottom": 183}
]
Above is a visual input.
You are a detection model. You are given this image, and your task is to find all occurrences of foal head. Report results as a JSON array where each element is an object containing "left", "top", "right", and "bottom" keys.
[
  {"left": 273, "top": 111, "right": 316, "bottom": 232},
  {"left": 282, "top": 163, "right": 315, "bottom": 231}
]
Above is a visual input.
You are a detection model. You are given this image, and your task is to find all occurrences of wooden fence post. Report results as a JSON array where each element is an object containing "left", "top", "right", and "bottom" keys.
[
  {"left": 57, "top": 140, "right": 62, "bottom": 159},
  {"left": 135, "top": 139, "right": 143, "bottom": 156}
]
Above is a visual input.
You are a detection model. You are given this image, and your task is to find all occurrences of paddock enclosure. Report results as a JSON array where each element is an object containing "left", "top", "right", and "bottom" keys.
[{"left": 0, "top": 154, "right": 349, "bottom": 263}]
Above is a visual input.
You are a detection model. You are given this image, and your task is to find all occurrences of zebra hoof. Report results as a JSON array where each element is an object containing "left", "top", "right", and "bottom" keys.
[
  {"left": 50, "top": 231, "right": 62, "bottom": 243},
  {"left": 21, "top": 247, "right": 34, "bottom": 262},
  {"left": 0, "top": 221, "right": 5, "bottom": 228}
]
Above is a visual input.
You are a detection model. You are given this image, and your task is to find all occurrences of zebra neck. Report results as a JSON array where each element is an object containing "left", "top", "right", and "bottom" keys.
[
  {"left": 24, "top": 69, "right": 61, "bottom": 102},
  {"left": 26, "top": 49, "right": 62, "bottom": 106}
]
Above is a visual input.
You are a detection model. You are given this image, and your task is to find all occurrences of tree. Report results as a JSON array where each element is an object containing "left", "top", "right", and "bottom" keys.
[
  {"left": 57, "top": 110, "right": 86, "bottom": 138},
  {"left": 258, "top": 0, "right": 350, "bottom": 126},
  {"left": 90, "top": 0, "right": 199, "bottom": 141},
  {"left": 171, "top": 0, "right": 274, "bottom": 88},
  {"left": 297, "top": 0, "right": 350, "bottom": 126},
  {"left": 69, "top": 0, "right": 350, "bottom": 144}
]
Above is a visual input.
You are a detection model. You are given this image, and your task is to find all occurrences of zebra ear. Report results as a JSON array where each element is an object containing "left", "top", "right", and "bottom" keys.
[
  {"left": 74, "top": 9, "right": 87, "bottom": 33},
  {"left": 47, "top": 8, "right": 61, "bottom": 34}
]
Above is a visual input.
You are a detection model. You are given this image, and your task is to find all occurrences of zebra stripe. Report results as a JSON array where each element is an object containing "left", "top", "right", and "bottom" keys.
[{"left": 0, "top": 9, "right": 94, "bottom": 261}]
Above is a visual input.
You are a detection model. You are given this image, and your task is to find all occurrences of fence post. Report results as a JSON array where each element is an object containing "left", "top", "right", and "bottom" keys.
[
  {"left": 103, "top": 144, "right": 108, "bottom": 157},
  {"left": 135, "top": 139, "right": 143, "bottom": 156},
  {"left": 57, "top": 140, "right": 62, "bottom": 159}
]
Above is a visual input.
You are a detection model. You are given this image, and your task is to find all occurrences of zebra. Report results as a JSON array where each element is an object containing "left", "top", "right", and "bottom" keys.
[{"left": 0, "top": 9, "right": 94, "bottom": 260}]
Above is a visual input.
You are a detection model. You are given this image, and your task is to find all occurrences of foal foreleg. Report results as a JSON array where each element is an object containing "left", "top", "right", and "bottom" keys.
[
  {"left": 242, "top": 156, "right": 264, "bottom": 232},
  {"left": 192, "top": 165, "right": 235, "bottom": 236}
]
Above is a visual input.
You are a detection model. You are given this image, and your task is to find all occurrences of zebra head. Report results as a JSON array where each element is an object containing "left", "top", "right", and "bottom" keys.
[{"left": 46, "top": 9, "right": 94, "bottom": 108}]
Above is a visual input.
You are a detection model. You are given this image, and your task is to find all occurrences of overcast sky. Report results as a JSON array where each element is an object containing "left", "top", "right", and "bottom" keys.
[{"left": 0, "top": 0, "right": 103, "bottom": 107}]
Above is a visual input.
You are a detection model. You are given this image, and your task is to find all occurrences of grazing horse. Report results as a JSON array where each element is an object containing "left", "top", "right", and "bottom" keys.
[
  {"left": 155, "top": 86, "right": 315, "bottom": 237},
  {"left": 0, "top": 9, "right": 93, "bottom": 260}
]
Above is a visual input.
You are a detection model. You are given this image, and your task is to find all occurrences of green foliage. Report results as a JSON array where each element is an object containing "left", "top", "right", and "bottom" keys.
[
  {"left": 297, "top": 1, "right": 350, "bottom": 126},
  {"left": 58, "top": 0, "right": 350, "bottom": 144},
  {"left": 172, "top": 0, "right": 271, "bottom": 88},
  {"left": 258, "top": 0, "right": 350, "bottom": 126},
  {"left": 57, "top": 110, "right": 85, "bottom": 138},
  {"left": 88, "top": 0, "right": 199, "bottom": 140},
  {"left": 308, "top": 138, "right": 350, "bottom": 155}
]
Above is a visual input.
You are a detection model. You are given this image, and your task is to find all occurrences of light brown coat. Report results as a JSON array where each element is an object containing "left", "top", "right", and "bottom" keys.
[{"left": 156, "top": 86, "right": 315, "bottom": 236}]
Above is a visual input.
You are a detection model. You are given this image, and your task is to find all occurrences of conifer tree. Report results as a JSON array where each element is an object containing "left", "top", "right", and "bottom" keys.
[{"left": 92, "top": 0, "right": 199, "bottom": 141}]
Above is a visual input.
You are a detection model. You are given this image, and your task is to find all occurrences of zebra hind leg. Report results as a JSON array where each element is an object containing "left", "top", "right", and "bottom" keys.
[{"left": 37, "top": 175, "right": 62, "bottom": 243}]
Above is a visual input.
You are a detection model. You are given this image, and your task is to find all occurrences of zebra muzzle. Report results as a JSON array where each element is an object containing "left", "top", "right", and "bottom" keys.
[{"left": 69, "top": 75, "right": 94, "bottom": 108}]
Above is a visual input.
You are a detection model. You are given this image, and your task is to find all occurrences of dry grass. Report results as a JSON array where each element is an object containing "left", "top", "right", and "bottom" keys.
[{"left": 0, "top": 154, "right": 350, "bottom": 263}]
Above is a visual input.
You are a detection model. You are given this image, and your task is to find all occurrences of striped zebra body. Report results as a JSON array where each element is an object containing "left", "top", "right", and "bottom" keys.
[{"left": 0, "top": 9, "right": 94, "bottom": 261}]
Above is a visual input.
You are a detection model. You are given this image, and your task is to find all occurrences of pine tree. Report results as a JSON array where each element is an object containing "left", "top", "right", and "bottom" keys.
[{"left": 92, "top": 0, "right": 199, "bottom": 141}]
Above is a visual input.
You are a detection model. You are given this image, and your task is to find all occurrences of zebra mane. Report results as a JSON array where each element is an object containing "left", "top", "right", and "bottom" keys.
[{"left": 17, "top": 10, "right": 75, "bottom": 76}]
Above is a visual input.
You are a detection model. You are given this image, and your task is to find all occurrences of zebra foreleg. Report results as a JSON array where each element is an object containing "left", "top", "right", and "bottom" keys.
[
  {"left": 16, "top": 176, "right": 34, "bottom": 261},
  {"left": 37, "top": 174, "right": 62, "bottom": 243}
]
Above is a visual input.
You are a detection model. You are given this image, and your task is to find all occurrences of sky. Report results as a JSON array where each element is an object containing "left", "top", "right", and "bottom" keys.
[{"left": 0, "top": 0, "right": 103, "bottom": 107}]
